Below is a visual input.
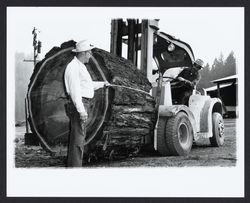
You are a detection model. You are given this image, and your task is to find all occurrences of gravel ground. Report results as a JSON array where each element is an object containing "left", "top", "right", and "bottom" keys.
[{"left": 15, "top": 119, "right": 237, "bottom": 168}]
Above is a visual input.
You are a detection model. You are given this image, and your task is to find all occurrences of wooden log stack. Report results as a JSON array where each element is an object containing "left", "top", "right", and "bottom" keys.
[{"left": 27, "top": 40, "right": 157, "bottom": 160}]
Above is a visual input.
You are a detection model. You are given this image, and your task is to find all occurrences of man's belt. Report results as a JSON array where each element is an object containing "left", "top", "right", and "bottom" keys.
[
  {"left": 66, "top": 95, "right": 91, "bottom": 101},
  {"left": 82, "top": 97, "right": 91, "bottom": 101}
]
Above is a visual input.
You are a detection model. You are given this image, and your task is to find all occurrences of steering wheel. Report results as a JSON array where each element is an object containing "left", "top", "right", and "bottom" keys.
[
  {"left": 156, "top": 76, "right": 193, "bottom": 88},
  {"left": 155, "top": 76, "right": 177, "bottom": 82}
]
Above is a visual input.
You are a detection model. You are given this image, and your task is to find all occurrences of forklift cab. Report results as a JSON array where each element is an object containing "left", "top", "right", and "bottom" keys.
[
  {"left": 152, "top": 31, "right": 196, "bottom": 107},
  {"left": 153, "top": 31, "right": 195, "bottom": 74}
]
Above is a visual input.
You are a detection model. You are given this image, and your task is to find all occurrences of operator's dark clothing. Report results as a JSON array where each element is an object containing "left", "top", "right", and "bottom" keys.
[
  {"left": 177, "top": 66, "right": 201, "bottom": 87},
  {"left": 65, "top": 97, "right": 91, "bottom": 167},
  {"left": 172, "top": 66, "right": 201, "bottom": 105}
]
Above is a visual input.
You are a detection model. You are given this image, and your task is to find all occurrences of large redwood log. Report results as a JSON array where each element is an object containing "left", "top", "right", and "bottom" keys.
[{"left": 27, "top": 40, "right": 156, "bottom": 159}]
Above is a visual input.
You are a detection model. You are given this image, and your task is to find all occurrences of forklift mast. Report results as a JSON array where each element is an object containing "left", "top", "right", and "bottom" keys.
[
  {"left": 110, "top": 19, "right": 196, "bottom": 108},
  {"left": 110, "top": 19, "right": 159, "bottom": 82},
  {"left": 110, "top": 19, "right": 195, "bottom": 83}
]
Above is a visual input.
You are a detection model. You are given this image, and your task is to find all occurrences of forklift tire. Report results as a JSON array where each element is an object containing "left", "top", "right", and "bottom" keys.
[
  {"left": 157, "top": 112, "right": 193, "bottom": 156},
  {"left": 156, "top": 117, "right": 171, "bottom": 156},
  {"left": 210, "top": 112, "right": 225, "bottom": 147}
]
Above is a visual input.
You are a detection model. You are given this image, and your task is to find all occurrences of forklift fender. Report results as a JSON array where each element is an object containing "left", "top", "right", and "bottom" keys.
[
  {"left": 200, "top": 98, "right": 223, "bottom": 138},
  {"left": 158, "top": 105, "right": 197, "bottom": 140}
]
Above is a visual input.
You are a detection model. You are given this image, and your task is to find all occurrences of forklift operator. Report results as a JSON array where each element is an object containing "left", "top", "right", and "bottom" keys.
[{"left": 173, "top": 59, "right": 204, "bottom": 105}]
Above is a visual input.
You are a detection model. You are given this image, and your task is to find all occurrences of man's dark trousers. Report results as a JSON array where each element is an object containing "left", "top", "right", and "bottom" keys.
[{"left": 66, "top": 98, "right": 90, "bottom": 167}]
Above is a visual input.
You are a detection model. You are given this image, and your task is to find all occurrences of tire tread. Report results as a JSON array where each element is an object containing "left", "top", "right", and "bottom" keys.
[{"left": 157, "top": 117, "right": 171, "bottom": 155}]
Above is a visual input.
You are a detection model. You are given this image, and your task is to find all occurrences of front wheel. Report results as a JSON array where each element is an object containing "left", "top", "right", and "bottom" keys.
[
  {"left": 157, "top": 112, "right": 194, "bottom": 156},
  {"left": 209, "top": 112, "right": 225, "bottom": 147}
]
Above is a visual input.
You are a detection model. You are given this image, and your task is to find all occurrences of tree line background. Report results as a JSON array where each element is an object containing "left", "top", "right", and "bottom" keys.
[
  {"left": 15, "top": 52, "right": 34, "bottom": 124},
  {"left": 197, "top": 51, "right": 236, "bottom": 90},
  {"left": 15, "top": 51, "right": 237, "bottom": 123}
]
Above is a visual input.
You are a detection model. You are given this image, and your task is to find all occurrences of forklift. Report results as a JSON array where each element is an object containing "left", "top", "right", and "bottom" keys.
[{"left": 111, "top": 19, "right": 225, "bottom": 156}]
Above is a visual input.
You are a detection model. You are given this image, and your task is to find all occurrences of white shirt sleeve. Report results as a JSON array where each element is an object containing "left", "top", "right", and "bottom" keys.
[
  {"left": 93, "top": 81, "right": 105, "bottom": 90},
  {"left": 65, "top": 65, "right": 87, "bottom": 115}
]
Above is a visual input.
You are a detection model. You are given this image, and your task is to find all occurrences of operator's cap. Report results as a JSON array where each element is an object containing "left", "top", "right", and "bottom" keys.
[
  {"left": 194, "top": 59, "right": 204, "bottom": 68},
  {"left": 72, "top": 40, "right": 95, "bottom": 52}
]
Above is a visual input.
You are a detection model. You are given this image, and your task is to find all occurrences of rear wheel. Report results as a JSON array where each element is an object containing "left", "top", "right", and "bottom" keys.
[
  {"left": 157, "top": 112, "right": 193, "bottom": 156},
  {"left": 210, "top": 112, "right": 224, "bottom": 146}
]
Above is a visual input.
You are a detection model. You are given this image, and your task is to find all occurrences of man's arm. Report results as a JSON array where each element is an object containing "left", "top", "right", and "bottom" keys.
[
  {"left": 178, "top": 76, "right": 194, "bottom": 87},
  {"left": 177, "top": 67, "right": 200, "bottom": 88},
  {"left": 192, "top": 71, "right": 201, "bottom": 87},
  {"left": 93, "top": 81, "right": 110, "bottom": 90}
]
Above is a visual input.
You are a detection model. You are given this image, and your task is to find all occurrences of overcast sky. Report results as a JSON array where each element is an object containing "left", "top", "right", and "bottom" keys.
[{"left": 7, "top": 7, "right": 244, "bottom": 66}]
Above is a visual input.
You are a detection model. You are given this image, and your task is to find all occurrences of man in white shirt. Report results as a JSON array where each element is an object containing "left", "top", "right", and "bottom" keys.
[{"left": 64, "top": 40, "right": 109, "bottom": 167}]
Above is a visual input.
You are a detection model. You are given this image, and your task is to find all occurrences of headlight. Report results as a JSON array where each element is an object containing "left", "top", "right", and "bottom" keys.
[{"left": 168, "top": 43, "right": 175, "bottom": 52}]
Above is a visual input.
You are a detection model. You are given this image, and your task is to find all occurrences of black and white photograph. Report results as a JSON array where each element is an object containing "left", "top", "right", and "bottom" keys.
[{"left": 7, "top": 7, "right": 244, "bottom": 197}]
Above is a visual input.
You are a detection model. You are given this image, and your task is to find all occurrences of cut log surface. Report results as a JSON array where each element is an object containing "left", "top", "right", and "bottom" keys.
[{"left": 27, "top": 40, "right": 156, "bottom": 159}]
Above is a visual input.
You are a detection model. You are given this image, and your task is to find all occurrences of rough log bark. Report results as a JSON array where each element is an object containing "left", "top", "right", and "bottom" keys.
[{"left": 27, "top": 40, "right": 157, "bottom": 159}]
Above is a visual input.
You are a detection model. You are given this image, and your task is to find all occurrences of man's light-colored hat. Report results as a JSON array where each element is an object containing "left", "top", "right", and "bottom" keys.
[
  {"left": 194, "top": 59, "right": 204, "bottom": 68},
  {"left": 72, "top": 40, "right": 95, "bottom": 52}
]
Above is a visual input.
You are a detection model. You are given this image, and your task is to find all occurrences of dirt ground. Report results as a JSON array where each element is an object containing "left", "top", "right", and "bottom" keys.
[{"left": 14, "top": 119, "right": 237, "bottom": 168}]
